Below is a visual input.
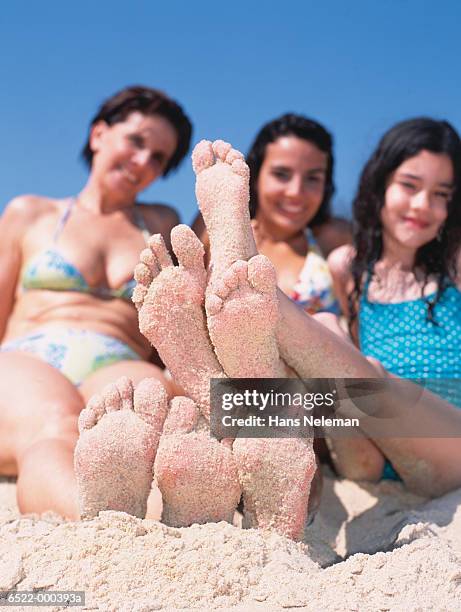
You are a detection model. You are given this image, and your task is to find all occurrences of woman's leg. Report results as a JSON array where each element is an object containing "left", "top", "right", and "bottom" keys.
[
  {"left": 0, "top": 353, "right": 176, "bottom": 519},
  {"left": 310, "top": 315, "right": 388, "bottom": 481},
  {"left": 0, "top": 352, "right": 84, "bottom": 518},
  {"left": 79, "top": 359, "right": 180, "bottom": 403}
]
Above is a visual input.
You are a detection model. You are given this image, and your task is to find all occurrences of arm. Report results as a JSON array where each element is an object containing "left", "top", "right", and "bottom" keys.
[
  {"left": 327, "top": 245, "right": 360, "bottom": 344},
  {"left": 0, "top": 197, "right": 31, "bottom": 340},
  {"left": 327, "top": 245, "right": 355, "bottom": 316}
]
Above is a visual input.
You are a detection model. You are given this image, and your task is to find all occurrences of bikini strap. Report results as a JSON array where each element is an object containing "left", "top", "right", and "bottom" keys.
[
  {"left": 304, "top": 227, "right": 323, "bottom": 257},
  {"left": 133, "top": 207, "right": 151, "bottom": 244},
  {"left": 52, "top": 197, "right": 75, "bottom": 243},
  {"left": 54, "top": 200, "right": 151, "bottom": 244}
]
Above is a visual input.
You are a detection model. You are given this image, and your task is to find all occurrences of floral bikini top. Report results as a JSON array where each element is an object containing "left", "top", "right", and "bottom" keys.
[
  {"left": 288, "top": 229, "right": 339, "bottom": 314},
  {"left": 20, "top": 198, "right": 150, "bottom": 300}
]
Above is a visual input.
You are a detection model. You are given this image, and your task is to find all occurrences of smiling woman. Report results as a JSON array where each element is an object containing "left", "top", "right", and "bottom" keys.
[
  {"left": 193, "top": 114, "right": 352, "bottom": 314},
  {"left": 0, "top": 85, "right": 192, "bottom": 519},
  {"left": 87, "top": 112, "right": 179, "bottom": 198}
]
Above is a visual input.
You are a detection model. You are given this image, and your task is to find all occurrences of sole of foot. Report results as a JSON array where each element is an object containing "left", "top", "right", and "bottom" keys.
[
  {"left": 154, "top": 396, "right": 242, "bottom": 527},
  {"left": 192, "top": 139, "right": 256, "bottom": 284},
  {"left": 75, "top": 376, "right": 168, "bottom": 519},
  {"left": 206, "top": 255, "right": 283, "bottom": 378},
  {"left": 233, "top": 436, "right": 317, "bottom": 541},
  {"left": 133, "top": 224, "right": 223, "bottom": 418}
]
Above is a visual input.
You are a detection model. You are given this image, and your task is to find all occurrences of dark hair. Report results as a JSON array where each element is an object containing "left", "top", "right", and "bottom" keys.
[
  {"left": 81, "top": 85, "right": 192, "bottom": 176},
  {"left": 349, "top": 117, "right": 461, "bottom": 326},
  {"left": 246, "top": 113, "right": 335, "bottom": 227}
]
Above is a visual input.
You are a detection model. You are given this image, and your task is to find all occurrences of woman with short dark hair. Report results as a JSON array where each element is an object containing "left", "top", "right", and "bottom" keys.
[
  {"left": 193, "top": 113, "right": 351, "bottom": 315},
  {"left": 0, "top": 84, "right": 192, "bottom": 518}
]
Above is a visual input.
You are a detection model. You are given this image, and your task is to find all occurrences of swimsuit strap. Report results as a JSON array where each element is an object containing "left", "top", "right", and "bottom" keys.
[
  {"left": 304, "top": 227, "right": 315, "bottom": 249},
  {"left": 304, "top": 227, "right": 324, "bottom": 257},
  {"left": 52, "top": 197, "right": 75, "bottom": 243},
  {"left": 133, "top": 207, "right": 151, "bottom": 243},
  {"left": 53, "top": 199, "right": 150, "bottom": 245}
]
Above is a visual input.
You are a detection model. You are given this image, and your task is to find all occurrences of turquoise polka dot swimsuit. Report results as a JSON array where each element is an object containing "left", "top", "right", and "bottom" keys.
[{"left": 359, "top": 276, "right": 461, "bottom": 479}]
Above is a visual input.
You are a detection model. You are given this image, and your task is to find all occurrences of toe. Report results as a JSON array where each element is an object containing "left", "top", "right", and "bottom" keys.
[
  {"left": 133, "top": 378, "right": 168, "bottom": 432},
  {"left": 102, "top": 383, "right": 122, "bottom": 412},
  {"left": 77, "top": 408, "right": 95, "bottom": 433},
  {"left": 133, "top": 247, "right": 162, "bottom": 291},
  {"left": 171, "top": 225, "right": 206, "bottom": 281},
  {"left": 163, "top": 396, "right": 199, "bottom": 434},
  {"left": 205, "top": 293, "right": 224, "bottom": 316},
  {"left": 139, "top": 247, "right": 161, "bottom": 277},
  {"left": 192, "top": 140, "right": 215, "bottom": 174},
  {"left": 115, "top": 376, "right": 134, "bottom": 411},
  {"left": 247, "top": 255, "right": 277, "bottom": 294},
  {"left": 78, "top": 393, "right": 105, "bottom": 433},
  {"left": 231, "top": 158, "right": 250, "bottom": 179},
  {"left": 206, "top": 261, "right": 247, "bottom": 312},
  {"left": 147, "top": 234, "right": 173, "bottom": 270},
  {"left": 231, "top": 259, "right": 249, "bottom": 289},
  {"left": 225, "top": 147, "right": 245, "bottom": 164},
  {"left": 212, "top": 140, "right": 232, "bottom": 161},
  {"left": 132, "top": 284, "right": 148, "bottom": 310},
  {"left": 134, "top": 262, "right": 154, "bottom": 287},
  {"left": 223, "top": 260, "right": 247, "bottom": 292},
  {"left": 212, "top": 277, "right": 233, "bottom": 300}
]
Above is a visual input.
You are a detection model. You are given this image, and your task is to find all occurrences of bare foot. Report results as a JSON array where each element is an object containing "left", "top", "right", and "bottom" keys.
[
  {"left": 75, "top": 377, "right": 168, "bottom": 519},
  {"left": 192, "top": 139, "right": 299, "bottom": 379},
  {"left": 191, "top": 138, "right": 331, "bottom": 380},
  {"left": 192, "top": 139, "right": 258, "bottom": 286},
  {"left": 154, "top": 396, "right": 241, "bottom": 527},
  {"left": 206, "top": 255, "right": 284, "bottom": 377},
  {"left": 233, "top": 436, "right": 317, "bottom": 541},
  {"left": 193, "top": 139, "right": 319, "bottom": 538},
  {"left": 133, "top": 224, "right": 224, "bottom": 418}
]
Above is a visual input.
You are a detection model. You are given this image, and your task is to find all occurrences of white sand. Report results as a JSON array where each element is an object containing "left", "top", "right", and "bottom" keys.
[{"left": 1, "top": 473, "right": 460, "bottom": 611}]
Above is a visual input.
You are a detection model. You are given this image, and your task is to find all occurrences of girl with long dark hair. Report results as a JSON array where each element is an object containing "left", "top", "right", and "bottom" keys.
[{"left": 328, "top": 117, "right": 461, "bottom": 480}]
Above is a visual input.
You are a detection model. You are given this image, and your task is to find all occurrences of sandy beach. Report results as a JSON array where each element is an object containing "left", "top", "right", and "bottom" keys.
[{"left": 1, "top": 471, "right": 460, "bottom": 611}]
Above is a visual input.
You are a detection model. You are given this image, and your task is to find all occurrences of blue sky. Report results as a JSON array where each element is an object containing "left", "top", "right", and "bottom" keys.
[{"left": 1, "top": 0, "right": 460, "bottom": 223}]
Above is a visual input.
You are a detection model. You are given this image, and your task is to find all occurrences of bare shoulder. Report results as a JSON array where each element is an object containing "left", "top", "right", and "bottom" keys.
[
  {"left": 327, "top": 244, "right": 356, "bottom": 281},
  {"left": 0, "top": 194, "right": 57, "bottom": 234},
  {"left": 313, "top": 217, "right": 353, "bottom": 256},
  {"left": 138, "top": 203, "right": 180, "bottom": 236},
  {"left": 3, "top": 194, "right": 48, "bottom": 216},
  {"left": 327, "top": 245, "right": 356, "bottom": 320}
]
